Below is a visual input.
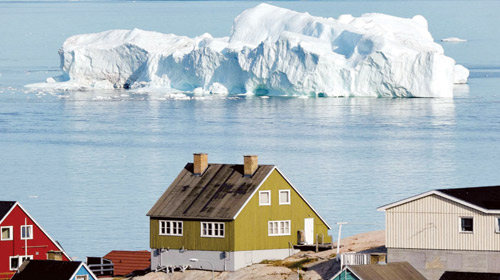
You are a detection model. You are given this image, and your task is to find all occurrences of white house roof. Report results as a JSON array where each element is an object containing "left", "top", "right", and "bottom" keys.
[{"left": 377, "top": 185, "right": 500, "bottom": 214}]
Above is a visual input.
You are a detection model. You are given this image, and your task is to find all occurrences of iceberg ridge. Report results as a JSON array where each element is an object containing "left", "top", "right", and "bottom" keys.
[{"left": 28, "top": 4, "right": 468, "bottom": 97}]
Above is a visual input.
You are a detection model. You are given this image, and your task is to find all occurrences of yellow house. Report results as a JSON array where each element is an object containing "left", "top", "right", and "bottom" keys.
[{"left": 147, "top": 153, "right": 331, "bottom": 271}]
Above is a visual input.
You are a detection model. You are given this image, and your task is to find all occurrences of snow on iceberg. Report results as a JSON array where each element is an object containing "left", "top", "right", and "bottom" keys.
[{"left": 28, "top": 4, "right": 468, "bottom": 97}]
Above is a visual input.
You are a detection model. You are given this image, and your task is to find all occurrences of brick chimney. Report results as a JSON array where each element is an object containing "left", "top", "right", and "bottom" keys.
[
  {"left": 47, "top": 250, "right": 63, "bottom": 261},
  {"left": 193, "top": 153, "right": 208, "bottom": 175},
  {"left": 244, "top": 155, "right": 258, "bottom": 177}
]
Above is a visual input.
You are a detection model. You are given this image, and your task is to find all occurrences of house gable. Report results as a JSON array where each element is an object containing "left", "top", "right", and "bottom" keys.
[
  {"left": 330, "top": 262, "right": 426, "bottom": 280},
  {"left": 70, "top": 263, "right": 97, "bottom": 280},
  {"left": 233, "top": 169, "right": 331, "bottom": 251},
  {"left": 331, "top": 268, "right": 359, "bottom": 280},
  {"left": 0, "top": 203, "right": 71, "bottom": 276}
]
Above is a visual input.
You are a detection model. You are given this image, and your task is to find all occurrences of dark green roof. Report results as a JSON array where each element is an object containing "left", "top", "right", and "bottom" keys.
[
  {"left": 147, "top": 163, "right": 275, "bottom": 220},
  {"left": 0, "top": 201, "right": 16, "bottom": 221},
  {"left": 11, "top": 260, "right": 84, "bottom": 280},
  {"left": 439, "top": 185, "right": 500, "bottom": 210},
  {"left": 440, "top": 271, "right": 500, "bottom": 280}
]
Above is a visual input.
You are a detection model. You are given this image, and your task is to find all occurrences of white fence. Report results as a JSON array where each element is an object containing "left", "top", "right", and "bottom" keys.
[{"left": 339, "top": 253, "right": 370, "bottom": 268}]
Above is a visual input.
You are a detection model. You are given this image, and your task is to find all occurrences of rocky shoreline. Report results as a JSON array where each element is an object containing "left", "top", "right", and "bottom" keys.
[{"left": 127, "top": 230, "right": 385, "bottom": 280}]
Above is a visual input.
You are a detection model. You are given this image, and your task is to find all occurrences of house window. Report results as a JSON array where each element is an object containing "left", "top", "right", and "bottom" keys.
[
  {"left": 259, "top": 190, "right": 271, "bottom": 206},
  {"left": 9, "top": 257, "right": 19, "bottom": 271},
  {"left": 1, "top": 226, "right": 13, "bottom": 241},
  {"left": 279, "top": 190, "right": 290, "bottom": 205},
  {"left": 20, "top": 255, "right": 32, "bottom": 264},
  {"left": 20, "top": 225, "right": 33, "bottom": 240},
  {"left": 9, "top": 255, "right": 32, "bottom": 270},
  {"left": 159, "top": 221, "right": 183, "bottom": 236},
  {"left": 268, "top": 220, "right": 291, "bottom": 236},
  {"left": 201, "top": 222, "right": 225, "bottom": 238},
  {"left": 460, "top": 217, "right": 473, "bottom": 233},
  {"left": 496, "top": 218, "right": 500, "bottom": 233},
  {"left": 76, "top": 276, "right": 88, "bottom": 280}
]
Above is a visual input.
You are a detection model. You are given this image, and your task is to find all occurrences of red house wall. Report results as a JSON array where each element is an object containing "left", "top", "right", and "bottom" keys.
[{"left": 0, "top": 205, "right": 69, "bottom": 279}]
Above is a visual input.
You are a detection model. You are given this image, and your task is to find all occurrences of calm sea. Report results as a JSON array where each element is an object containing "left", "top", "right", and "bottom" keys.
[{"left": 1, "top": 0, "right": 500, "bottom": 260}]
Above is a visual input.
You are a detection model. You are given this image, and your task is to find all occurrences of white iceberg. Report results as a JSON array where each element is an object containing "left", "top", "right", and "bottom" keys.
[
  {"left": 441, "top": 37, "right": 467, "bottom": 42},
  {"left": 27, "top": 4, "right": 468, "bottom": 97},
  {"left": 454, "top": 64, "right": 470, "bottom": 84}
]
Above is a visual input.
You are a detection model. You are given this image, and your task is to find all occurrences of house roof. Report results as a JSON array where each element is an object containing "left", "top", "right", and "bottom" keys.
[
  {"left": 103, "top": 250, "right": 150, "bottom": 276},
  {"left": 0, "top": 201, "right": 16, "bottom": 221},
  {"left": 377, "top": 185, "right": 500, "bottom": 214},
  {"left": 10, "top": 260, "right": 89, "bottom": 280},
  {"left": 336, "top": 262, "right": 426, "bottom": 280},
  {"left": 147, "top": 162, "right": 330, "bottom": 228},
  {"left": 440, "top": 271, "right": 500, "bottom": 280},
  {"left": 439, "top": 185, "right": 500, "bottom": 210},
  {"left": 147, "top": 163, "right": 275, "bottom": 220}
]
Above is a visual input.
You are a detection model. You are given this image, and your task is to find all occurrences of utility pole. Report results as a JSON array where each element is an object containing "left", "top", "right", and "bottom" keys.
[{"left": 336, "top": 222, "right": 348, "bottom": 258}]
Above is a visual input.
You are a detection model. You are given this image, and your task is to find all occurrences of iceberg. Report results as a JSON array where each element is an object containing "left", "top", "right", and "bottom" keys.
[
  {"left": 28, "top": 4, "right": 468, "bottom": 97},
  {"left": 441, "top": 37, "right": 467, "bottom": 42}
]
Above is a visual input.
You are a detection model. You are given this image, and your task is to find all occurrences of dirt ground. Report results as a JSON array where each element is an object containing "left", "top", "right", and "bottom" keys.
[{"left": 128, "top": 230, "right": 385, "bottom": 280}]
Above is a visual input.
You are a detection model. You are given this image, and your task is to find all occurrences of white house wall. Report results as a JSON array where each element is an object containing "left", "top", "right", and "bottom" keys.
[{"left": 386, "top": 194, "right": 500, "bottom": 250}]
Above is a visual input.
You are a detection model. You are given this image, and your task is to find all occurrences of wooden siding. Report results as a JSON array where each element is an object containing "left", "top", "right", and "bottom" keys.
[
  {"left": 233, "top": 169, "right": 331, "bottom": 251},
  {"left": 386, "top": 194, "right": 500, "bottom": 250},
  {"left": 150, "top": 219, "right": 234, "bottom": 251},
  {"left": 74, "top": 265, "right": 97, "bottom": 280}
]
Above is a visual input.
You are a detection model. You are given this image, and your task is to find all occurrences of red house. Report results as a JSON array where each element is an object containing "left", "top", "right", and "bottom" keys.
[{"left": 0, "top": 201, "right": 71, "bottom": 280}]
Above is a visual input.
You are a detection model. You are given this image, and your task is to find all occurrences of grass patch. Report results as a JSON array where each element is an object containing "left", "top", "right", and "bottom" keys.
[
  {"left": 260, "top": 259, "right": 284, "bottom": 266},
  {"left": 260, "top": 258, "right": 318, "bottom": 270},
  {"left": 286, "top": 258, "right": 317, "bottom": 269}
]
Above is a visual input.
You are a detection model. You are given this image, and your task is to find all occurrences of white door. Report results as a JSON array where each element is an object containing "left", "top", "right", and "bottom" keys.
[{"left": 304, "top": 218, "right": 314, "bottom": 245}]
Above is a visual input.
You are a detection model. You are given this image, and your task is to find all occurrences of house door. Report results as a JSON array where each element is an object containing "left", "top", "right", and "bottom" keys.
[{"left": 304, "top": 218, "right": 314, "bottom": 245}]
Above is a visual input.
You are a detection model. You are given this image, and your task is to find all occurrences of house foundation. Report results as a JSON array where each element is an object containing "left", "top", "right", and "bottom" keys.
[
  {"left": 388, "top": 248, "right": 500, "bottom": 280},
  {"left": 151, "top": 248, "right": 299, "bottom": 272}
]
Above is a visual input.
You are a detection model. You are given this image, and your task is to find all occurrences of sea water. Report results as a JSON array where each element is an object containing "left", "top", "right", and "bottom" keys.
[{"left": 1, "top": 0, "right": 500, "bottom": 260}]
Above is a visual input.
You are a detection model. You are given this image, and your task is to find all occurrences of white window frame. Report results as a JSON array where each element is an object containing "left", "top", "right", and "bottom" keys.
[
  {"left": 9, "top": 255, "right": 33, "bottom": 271},
  {"left": 76, "top": 275, "right": 89, "bottom": 280},
  {"left": 200, "top": 222, "right": 225, "bottom": 238},
  {"left": 1, "top": 226, "right": 13, "bottom": 241},
  {"left": 459, "top": 216, "right": 473, "bottom": 233},
  {"left": 279, "top": 190, "right": 291, "bottom": 205},
  {"left": 259, "top": 190, "right": 271, "bottom": 206},
  {"left": 268, "top": 220, "right": 291, "bottom": 236},
  {"left": 496, "top": 217, "right": 500, "bottom": 233},
  {"left": 9, "top": 256, "right": 19, "bottom": 271},
  {"left": 159, "top": 220, "right": 183, "bottom": 236},
  {"left": 20, "top": 225, "right": 33, "bottom": 240}
]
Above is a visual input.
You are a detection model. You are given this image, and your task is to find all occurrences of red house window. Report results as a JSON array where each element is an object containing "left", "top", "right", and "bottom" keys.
[
  {"left": 20, "top": 225, "right": 33, "bottom": 240},
  {"left": 1, "top": 226, "right": 13, "bottom": 241},
  {"left": 9, "top": 255, "right": 32, "bottom": 270}
]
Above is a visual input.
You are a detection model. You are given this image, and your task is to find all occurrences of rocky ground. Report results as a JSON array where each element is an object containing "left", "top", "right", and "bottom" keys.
[{"left": 127, "top": 230, "right": 385, "bottom": 280}]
